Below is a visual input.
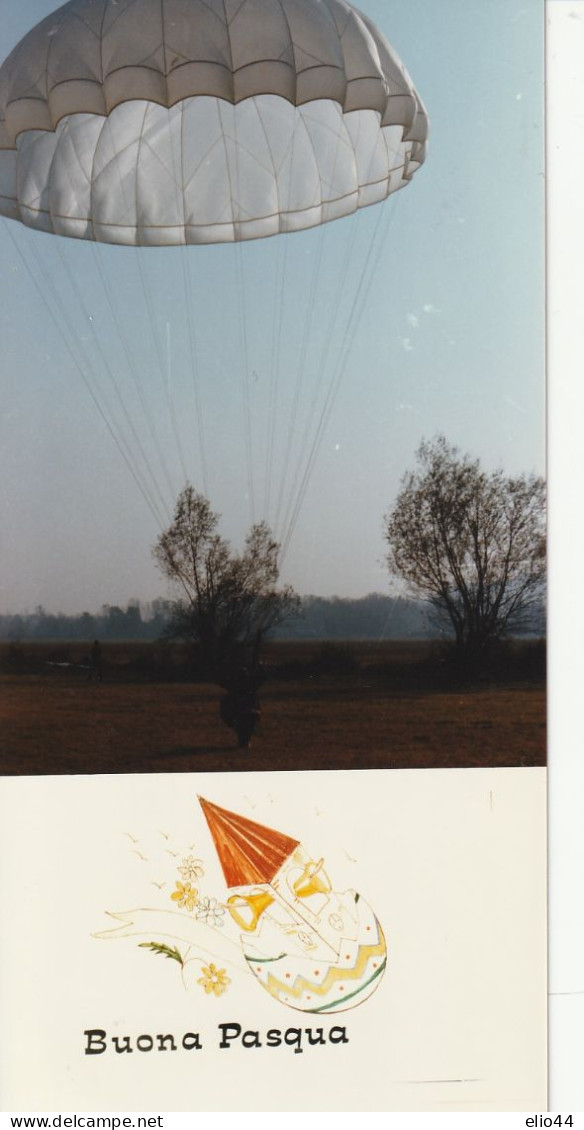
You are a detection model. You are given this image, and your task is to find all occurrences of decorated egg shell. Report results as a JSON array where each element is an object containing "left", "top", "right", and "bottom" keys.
[
  {"left": 242, "top": 890, "right": 386, "bottom": 1013},
  {"left": 198, "top": 797, "right": 387, "bottom": 1014}
]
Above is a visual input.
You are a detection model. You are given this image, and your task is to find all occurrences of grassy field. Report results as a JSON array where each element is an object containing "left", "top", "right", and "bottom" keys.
[{"left": 0, "top": 639, "right": 546, "bottom": 775}]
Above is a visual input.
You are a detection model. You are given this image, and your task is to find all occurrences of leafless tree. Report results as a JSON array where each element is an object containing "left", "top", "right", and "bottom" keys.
[
  {"left": 384, "top": 437, "right": 546, "bottom": 663},
  {"left": 153, "top": 485, "right": 299, "bottom": 684}
]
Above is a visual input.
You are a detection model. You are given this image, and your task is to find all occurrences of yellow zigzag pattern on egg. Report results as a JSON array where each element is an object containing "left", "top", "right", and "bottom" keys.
[{"left": 262, "top": 936, "right": 387, "bottom": 1002}]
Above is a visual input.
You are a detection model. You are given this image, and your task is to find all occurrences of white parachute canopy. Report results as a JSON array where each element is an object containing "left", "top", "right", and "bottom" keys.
[
  {"left": 0, "top": 0, "right": 427, "bottom": 245},
  {"left": 0, "top": 0, "right": 428, "bottom": 553}
]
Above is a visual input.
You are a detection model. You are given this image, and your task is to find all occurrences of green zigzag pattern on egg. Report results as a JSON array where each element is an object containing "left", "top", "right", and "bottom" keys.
[{"left": 244, "top": 910, "right": 387, "bottom": 1013}]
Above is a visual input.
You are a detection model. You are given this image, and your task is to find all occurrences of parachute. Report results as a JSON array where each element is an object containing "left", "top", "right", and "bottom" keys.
[
  {"left": 0, "top": 0, "right": 427, "bottom": 243},
  {"left": 0, "top": 0, "right": 427, "bottom": 550}
]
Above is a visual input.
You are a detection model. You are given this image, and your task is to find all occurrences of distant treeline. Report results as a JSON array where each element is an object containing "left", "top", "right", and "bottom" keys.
[
  {"left": 0, "top": 593, "right": 545, "bottom": 643},
  {"left": 0, "top": 600, "right": 171, "bottom": 642}
]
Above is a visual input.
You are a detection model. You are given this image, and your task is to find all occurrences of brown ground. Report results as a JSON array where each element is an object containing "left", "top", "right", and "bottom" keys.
[{"left": 0, "top": 640, "right": 546, "bottom": 776}]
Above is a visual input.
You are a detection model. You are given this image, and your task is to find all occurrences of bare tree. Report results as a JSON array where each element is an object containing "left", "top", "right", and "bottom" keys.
[
  {"left": 153, "top": 485, "right": 299, "bottom": 684},
  {"left": 384, "top": 437, "right": 546, "bottom": 663}
]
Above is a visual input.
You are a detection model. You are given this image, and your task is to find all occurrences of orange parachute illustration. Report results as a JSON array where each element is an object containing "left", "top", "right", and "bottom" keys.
[{"left": 199, "top": 797, "right": 386, "bottom": 1013}]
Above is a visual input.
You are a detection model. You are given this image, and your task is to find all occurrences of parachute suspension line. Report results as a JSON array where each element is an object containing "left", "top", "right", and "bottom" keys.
[
  {"left": 273, "top": 101, "right": 347, "bottom": 541},
  {"left": 167, "top": 99, "right": 210, "bottom": 499},
  {"left": 282, "top": 197, "right": 400, "bottom": 560},
  {"left": 229, "top": 95, "right": 256, "bottom": 525},
  {"left": 2, "top": 220, "right": 166, "bottom": 529},
  {"left": 235, "top": 241, "right": 256, "bottom": 523},
  {"left": 280, "top": 204, "right": 391, "bottom": 561},
  {"left": 21, "top": 229, "right": 166, "bottom": 529},
  {"left": 277, "top": 213, "right": 360, "bottom": 547},
  {"left": 377, "top": 603, "right": 397, "bottom": 644},
  {"left": 180, "top": 245, "right": 209, "bottom": 499},
  {"left": 134, "top": 248, "right": 190, "bottom": 490},
  {"left": 263, "top": 94, "right": 304, "bottom": 529},
  {"left": 53, "top": 239, "right": 172, "bottom": 525},
  {"left": 88, "top": 96, "right": 182, "bottom": 511},
  {"left": 273, "top": 219, "right": 327, "bottom": 538},
  {"left": 91, "top": 241, "right": 176, "bottom": 518},
  {"left": 28, "top": 233, "right": 168, "bottom": 530},
  {"left": 276, "top": 110, "right": 404, "bottom": 555},
  {"left": 264, "top": 215, "right": 289, "bottom": 525},
  {"left": 280, "top": 195, "right": 401, "bottom": 562}
]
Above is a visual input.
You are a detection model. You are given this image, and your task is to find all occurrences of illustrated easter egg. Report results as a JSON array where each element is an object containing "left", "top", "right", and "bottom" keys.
[
  {"left": 242, "top": 891, "right": 386, "bottom": 1013},
  {"left": 199, "top": 798, "right": 387, "bottom": 1015}
]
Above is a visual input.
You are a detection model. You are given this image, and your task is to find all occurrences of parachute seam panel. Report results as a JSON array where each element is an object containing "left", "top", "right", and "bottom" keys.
[
  {"left": 88, "top": 124, "right": 143, "bottom": 211},
  {"left": 228, "top": 0, "right": 250, "bottom": 26},
  {"left": 67, "top": 10, "right": 104, "bottom": 81},
  {"left": 2, "top": 62, "right": 411, "bottom": 141},
  {"left": 183, "top": 133, "right": 226, "bottom": 197},
  {"left": 137, "top": 126, "right": 183, "bottom": 195},
  {"left": 274, "top": 0, "right": 297, "bottom": 98},
  {"left": 33, "top": 130, "right": 58, "bottom": 233},
  {"left": 179, "top": 98, "right": 186, "bottom": 231},
  {"left": 217, "top": 99, "right": 236, "bottom": 231},
  {"left": 3, "top": 0, "right": 394, "bottom": 91},
  {"left": 195, "top": 0, "right": 228, "bottom": 30},
  {"left": 135, "top": 101, "right": 152, "bottom": 241},
  {"left": 300, "top": 102, "right": 355, "bottom": 201},
  {"left": 321, "top": 0, "right": 352, "bottom": 40},
  {"left": 58, "top": 118, "right": 93, "bottom": 214},
  {"left": 295, "top": 108, "right": 323, "bottom": 218},
  {"left": 15, "top": 118, "right": 403, "bottom": 224},
  {"left": 0, "top": 87, "right": 384, "bottom": 165},
  {"left": 221, "top": 0, "right": 235, "bottom": 78},
  {"left": 322, "top": 0, "right": 381, "bottom": 113},
  {"left": 161, "top": 0, "right": 168, "bottom": 93},
  {"left": 99, "top": 0, "right": 108, "bottom": 84},
  {"left": 18, "top": 170, "right": 396, "bottom": 228},
  {"left": 342, "top": 101, "right": 362, "bottom": 208},
  {"left": 42, "top": 7, "right": 66, "bottom": 104},
  {"left": 13, "top": 102, "right": 398, "bottom": 199},
  {"left": 103, "top": 0, "right": 144, "bottom": 36},
  {"left": 222, "top": 104, "right": 287, "bottom": 180},
  {"left": 250, "top": 98, "right": 284, "bottom": 223},
  {"left": 301, "top": 0, "right": 347, "bottom": 72}
]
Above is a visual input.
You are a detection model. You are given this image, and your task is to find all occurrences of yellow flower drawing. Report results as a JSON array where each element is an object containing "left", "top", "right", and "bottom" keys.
[
  {"left": 197, "top": 963, "right": 231, "bottom": 997},
  {"left": 170, "top": 881, "right": 198, "bottom": 911}
]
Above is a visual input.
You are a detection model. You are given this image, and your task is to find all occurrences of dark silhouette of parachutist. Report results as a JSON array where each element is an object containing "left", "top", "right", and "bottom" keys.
[
  {"left": 220, "top": 663, "right": 263, "bottom": 751},
  {"left": 89, "top": 639, "right": 102, "bottom": 681}
]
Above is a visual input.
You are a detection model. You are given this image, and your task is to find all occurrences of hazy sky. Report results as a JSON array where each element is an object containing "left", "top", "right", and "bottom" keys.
[{"left": 0, "top": 0, "right": 545, "bottom": 613}]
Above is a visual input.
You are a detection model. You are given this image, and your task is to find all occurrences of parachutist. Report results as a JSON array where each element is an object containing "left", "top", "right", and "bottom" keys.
[
  {"left": 220, "top": 664, "right": 263, "bottom": 751},
  {"left": 88, "top": 639, "right": 102, "bottom": 682}
]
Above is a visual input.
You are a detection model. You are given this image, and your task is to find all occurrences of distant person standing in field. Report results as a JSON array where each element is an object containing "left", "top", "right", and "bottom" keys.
[
  {"left": 89, "top": 639, "right": 102, "bottom": 681},
  {"left": 219, "top": 663, "right": 263, "bottom": 750}
]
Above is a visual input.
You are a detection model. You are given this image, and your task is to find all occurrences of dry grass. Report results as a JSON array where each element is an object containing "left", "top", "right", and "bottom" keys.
[{"left": 0, "top": 640, "right": 545, "bottom": 775}]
